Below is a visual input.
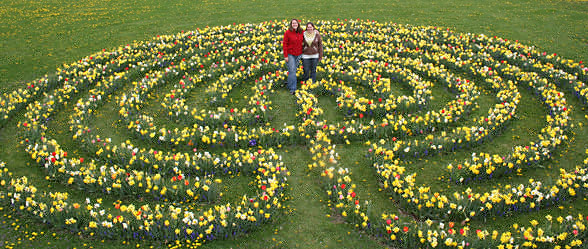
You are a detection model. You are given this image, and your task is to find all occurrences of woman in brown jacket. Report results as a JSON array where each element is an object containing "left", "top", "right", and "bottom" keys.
[{"left": 301, "top": 22, "right": 323, "bottom": 83}]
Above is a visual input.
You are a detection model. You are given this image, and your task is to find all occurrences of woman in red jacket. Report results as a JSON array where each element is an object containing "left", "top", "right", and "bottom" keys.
[{"left": 283, "top": 19, "right": 304, "bottom": 94}]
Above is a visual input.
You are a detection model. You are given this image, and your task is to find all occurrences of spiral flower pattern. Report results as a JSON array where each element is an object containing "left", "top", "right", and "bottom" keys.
[{"left": 1, "top": 19, "right": 588, "bottom": 248}]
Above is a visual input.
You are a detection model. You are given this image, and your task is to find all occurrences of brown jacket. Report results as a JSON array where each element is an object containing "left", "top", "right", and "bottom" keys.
[{"left": 302, "top": 31, "right": 323, "bottom": 60}]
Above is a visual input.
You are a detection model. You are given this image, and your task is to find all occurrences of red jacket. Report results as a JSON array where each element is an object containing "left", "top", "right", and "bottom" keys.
[{"left": 283, "top": 29, "right": 303, "bottom": 58}]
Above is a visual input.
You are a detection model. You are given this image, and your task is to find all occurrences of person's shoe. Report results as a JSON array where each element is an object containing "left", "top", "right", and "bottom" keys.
[{"left": 290, "top": 90, "right": 296, "bottom": 95}]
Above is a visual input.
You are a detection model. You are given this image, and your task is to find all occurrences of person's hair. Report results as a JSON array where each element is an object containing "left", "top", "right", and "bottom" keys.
[
  {"left": 305, "top": 22, "right": 317, "bottom": 32},
  {"left": 289, "top": 19, "right": 303, "bottom": 33}
]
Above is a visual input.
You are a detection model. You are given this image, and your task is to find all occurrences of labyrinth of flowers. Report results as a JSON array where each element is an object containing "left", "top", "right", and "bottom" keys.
[{"left": 1, "top": 19, "right": 588, "bottom": 248}]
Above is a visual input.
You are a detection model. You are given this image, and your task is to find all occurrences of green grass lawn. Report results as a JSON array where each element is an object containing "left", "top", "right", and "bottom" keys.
[{"left": 1, "top": 0, "right": 587, "bottom": 248}]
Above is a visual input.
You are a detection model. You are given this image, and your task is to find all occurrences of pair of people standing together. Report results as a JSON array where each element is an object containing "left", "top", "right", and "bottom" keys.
[{"left": 282, "top": 19, "right": 324, "bottom": 95}]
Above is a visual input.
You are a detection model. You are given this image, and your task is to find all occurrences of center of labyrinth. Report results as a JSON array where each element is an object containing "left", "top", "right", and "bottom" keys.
[{"left": 2, "top": 19, "right": 588, "bottom": 248}]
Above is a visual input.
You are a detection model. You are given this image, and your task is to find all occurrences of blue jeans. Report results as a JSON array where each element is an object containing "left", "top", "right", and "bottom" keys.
[
  {"left": 287, "top": 54, "right": 301, "bottom": 92},
  {"left": 302, "top": 58, "right": 318, "bottom": 83}
]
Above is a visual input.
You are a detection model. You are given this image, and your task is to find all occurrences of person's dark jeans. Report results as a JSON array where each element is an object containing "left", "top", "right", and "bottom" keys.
[{"left": 302, "top": 58, "right": 318, "bottom": 83}]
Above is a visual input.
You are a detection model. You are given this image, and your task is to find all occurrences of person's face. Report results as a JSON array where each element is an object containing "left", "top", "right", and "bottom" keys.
[
  {"left": 292, "top": 20, "right": 299, "bottom": 29},
  {"left": 306, "top": 24, "right": 314, "bottom": 31}
]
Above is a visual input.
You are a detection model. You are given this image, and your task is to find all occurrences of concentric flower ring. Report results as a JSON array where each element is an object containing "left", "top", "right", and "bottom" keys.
[{"left": 1, "top": 19, "right": 587, "bottom": 248}]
